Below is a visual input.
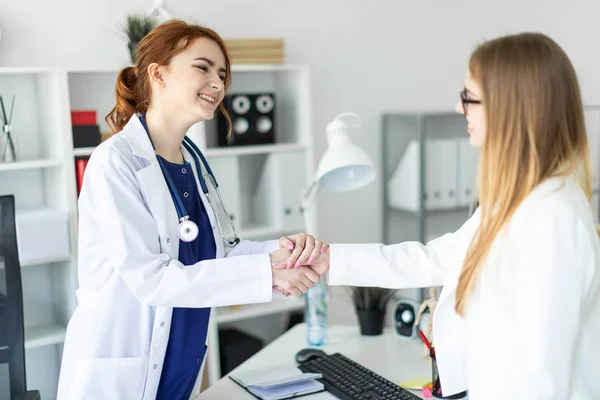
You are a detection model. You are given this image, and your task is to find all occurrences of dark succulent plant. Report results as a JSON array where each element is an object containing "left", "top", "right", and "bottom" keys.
[
  {"left": 123, "top": 15, "right": 158, "bottom": 63},
  {"left": 349, "top": 287, "right": 396, "bottom": 312}
]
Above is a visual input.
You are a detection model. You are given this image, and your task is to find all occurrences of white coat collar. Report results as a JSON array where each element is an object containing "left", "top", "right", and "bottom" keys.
[
  {"left": 120, "top": 114, "right": 224, "bottom": 259},
  {"left": 122, "top": 114, "right": 157, "bottom": 161}
]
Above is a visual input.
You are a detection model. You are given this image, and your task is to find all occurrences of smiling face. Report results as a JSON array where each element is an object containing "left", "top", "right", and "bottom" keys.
[
  {"left": 455, "top": 69, "right": 486, "bottom": 148},
  {"left": 157, "top": 37, "right": 227, "bottom": 122}
]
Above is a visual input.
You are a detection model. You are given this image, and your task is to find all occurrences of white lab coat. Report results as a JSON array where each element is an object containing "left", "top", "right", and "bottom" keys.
[
  {"left": 329, "top": 177, "right": 600, "bottom": 399},
  {"left": 57, "top": 115, "right": 279, "bottom": 400}
]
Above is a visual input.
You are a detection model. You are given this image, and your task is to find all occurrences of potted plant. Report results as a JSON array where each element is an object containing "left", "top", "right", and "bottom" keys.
[
  {"left": 350, "top": 287, "right": 396, "bottom": 336},
  {"left": 123, "top": 14, "right": 158, "bottom": 63}
]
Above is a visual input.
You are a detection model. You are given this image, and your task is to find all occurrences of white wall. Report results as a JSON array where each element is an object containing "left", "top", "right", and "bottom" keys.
[
  {"left": 2, "top": 0, "right": 600, "bottom": 242},
  {"left": 2, "top": 0, "right": 600, "bottom": 325}
]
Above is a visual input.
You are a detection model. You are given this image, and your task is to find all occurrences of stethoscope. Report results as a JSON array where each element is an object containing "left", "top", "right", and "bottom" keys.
[{"left": 141, "top": 115, "right": 240, "bottom": 246}]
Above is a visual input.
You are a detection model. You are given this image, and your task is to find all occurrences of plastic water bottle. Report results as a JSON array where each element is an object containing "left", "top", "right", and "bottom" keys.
[{"left": 304, "top": 279, "right": 328, "bottom": 346}]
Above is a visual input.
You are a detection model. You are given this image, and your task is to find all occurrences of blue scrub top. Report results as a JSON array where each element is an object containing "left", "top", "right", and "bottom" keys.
[{"left": 139, "top": 115, "right": 216, "bottom": 400}]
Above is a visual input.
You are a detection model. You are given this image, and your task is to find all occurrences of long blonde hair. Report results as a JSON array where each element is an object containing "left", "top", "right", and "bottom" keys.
[{"left": 455, "top": 33, "right": 593, "bottom": 316}]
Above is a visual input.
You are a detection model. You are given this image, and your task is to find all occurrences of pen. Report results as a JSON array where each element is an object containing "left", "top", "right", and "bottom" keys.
[{"left": 418, "top": 330, "right": 432, "bottom": 351}]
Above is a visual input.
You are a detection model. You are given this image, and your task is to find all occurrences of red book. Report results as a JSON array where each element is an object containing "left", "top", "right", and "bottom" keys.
[
  {"left": 71, "top": 110, "right": 97, "bottom": 126},
  {"left": 75, "top": 158, "right": 90, "bottom": 196}
]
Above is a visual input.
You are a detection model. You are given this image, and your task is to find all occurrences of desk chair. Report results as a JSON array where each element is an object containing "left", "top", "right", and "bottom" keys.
[{"left": 0, "top": 195, "right": 40, "bottom": 400}]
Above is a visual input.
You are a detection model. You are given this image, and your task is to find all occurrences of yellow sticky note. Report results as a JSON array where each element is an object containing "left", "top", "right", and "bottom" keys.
[{"left": 398, "top": 377, "right": 432, "bottom": 390}]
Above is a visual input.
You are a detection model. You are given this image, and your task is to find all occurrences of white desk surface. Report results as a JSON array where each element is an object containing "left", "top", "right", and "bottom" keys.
[{"left": 200, "top": 323, "right": 433, "bottom": 399}]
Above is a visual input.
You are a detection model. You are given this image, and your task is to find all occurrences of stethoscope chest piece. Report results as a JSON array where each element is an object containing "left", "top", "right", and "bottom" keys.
[
  {"left": 178, "top": 219, "right": 199, "bottom": 242},
  {"left": 139, "top": 113, "right": 239, "bottom": 247}
]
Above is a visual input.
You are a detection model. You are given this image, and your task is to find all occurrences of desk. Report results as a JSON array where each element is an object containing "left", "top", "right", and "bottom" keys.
[{"left": 200, "top": 323, "right": 433, "bottom": 399}]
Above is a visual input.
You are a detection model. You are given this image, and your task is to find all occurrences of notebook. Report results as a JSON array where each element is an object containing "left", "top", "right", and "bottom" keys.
[{"left": 229, "top": 366, "right": 325, "bottom": 400}]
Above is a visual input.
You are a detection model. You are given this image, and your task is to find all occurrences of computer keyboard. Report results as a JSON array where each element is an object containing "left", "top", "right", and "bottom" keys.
[{"left": 298, "top": 352, "right": 422, "bottom": 400}]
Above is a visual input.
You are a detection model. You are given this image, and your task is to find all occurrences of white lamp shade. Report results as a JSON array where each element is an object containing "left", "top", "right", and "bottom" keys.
[{"left": 315, "top": 115, "right": 376, "bottom": 192}]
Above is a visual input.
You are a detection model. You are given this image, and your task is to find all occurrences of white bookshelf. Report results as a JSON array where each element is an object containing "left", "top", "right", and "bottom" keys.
[
  {"left": 0, "top": 159, "right": 64, "bottom": 171},
  {"left": 72, "top": 147, "right": 95, "bottom": 157},
  {"left": 24, "top": 325, "right": 67, "bottom": 350},
  {"left": 215, "top": 296, "right": 305, "bottom": 324},
  {"left": 239, "top": 225, "right": 305, "bottom": 239},
  {"left": 72, "top": 143, "right": 307, "bottom": 160},
  {"left": 205, "top": 142, "right": 306, "bottom": 157},
  {"left": 0, "top": 64, "right": 314, "bottom": 397},
  {"left": 0, "top": 67, "right": 78, "bottom": 400}
]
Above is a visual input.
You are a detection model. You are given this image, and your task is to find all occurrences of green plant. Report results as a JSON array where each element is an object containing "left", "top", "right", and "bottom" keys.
[
  {"left": 349, "top": 287, "right": 396, "bottom": 312},
  {"left": 123, "top": 14, "right": 158, "bottom": 63}
]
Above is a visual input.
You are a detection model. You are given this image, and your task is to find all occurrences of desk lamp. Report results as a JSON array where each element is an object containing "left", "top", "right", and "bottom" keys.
[{"left": 303, "top": 112, "right": 376, "bottom": 208}]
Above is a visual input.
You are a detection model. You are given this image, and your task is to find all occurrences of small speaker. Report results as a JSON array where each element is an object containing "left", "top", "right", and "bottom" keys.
[
  {"left": 392, "top": 299, "right": 420, "bottom": 339},
  {"left": 217, "top": 93, "right": 275, "bottom": 146}
]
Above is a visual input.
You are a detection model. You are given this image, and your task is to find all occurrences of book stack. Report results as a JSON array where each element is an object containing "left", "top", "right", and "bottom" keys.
[
  {"left": 225, "top": 39, "right": 284, "bottom": 64},
  {"left": 71, "top": 110, "right": 101, "bottom": 148},
  {"left": 72, "top": 110, "right": 100, "bottom": 196}
]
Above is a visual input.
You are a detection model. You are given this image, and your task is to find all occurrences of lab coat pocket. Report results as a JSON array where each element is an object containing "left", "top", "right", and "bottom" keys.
[{"left": 69, "top": 355, "right": 149, "bottom": 400}]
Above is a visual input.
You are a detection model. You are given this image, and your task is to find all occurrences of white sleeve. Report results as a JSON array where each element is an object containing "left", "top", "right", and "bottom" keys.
[
  {"left": 79, "top": 150, "right": 273, "bottom": 308},
  {"left": 328, "top": 208, "right": 481, "bottom": 288},
  {"left": 498, "top": 202, "right": 594, "bottom": 399},
  {"left": 224, "top": 239, "right": 279, "bottom": 257}
]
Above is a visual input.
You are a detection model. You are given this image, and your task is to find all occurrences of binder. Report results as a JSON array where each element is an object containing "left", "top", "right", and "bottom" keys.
[
  {"left": 456, "top": 138, "right": 479, "bottom": 207},
  {"left": 205, "top": 156, "right": 243, "bottom": 226},
  {"left": 185, "top": 121, "right": 207, "bottom": 152},
  {"left": 387, "top": 140, "right": 420, "bottom": 212},
  {"left": 229, "top": 366, "right": 324, "bottom": 400},
  {"left": 424, "top": 138, "right": 458, "bottom": 209},
  {"left": 254, "top": 151, "right": 306, "bottom": 229}
]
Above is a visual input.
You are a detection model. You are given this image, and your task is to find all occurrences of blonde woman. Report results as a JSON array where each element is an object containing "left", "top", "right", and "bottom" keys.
[{"left": 303, "top": 33, "right": 600, "bottom": 399}]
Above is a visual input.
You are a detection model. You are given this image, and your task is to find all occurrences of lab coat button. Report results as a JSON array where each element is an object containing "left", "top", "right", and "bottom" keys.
[
  {"left": 160, "top": 322, "right": 165, "bottom": 327},
  {"left": 166, "top": 238, "right": 170, "bottom": 243},
  {"left": 153, "top": 364, "right": 158, "bottom": 369}
]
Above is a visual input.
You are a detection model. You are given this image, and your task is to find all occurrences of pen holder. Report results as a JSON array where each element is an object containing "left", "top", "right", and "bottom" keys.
[{"left": 430, "top": 348, "right": 467, "bottom": 399}]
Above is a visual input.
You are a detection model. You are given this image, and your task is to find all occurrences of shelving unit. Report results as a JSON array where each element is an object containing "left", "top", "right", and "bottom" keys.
[
  {"left": 0, "top": 67, "right": 78, "bottom": 400},
  {"left": 0, "top": 64, "right": 314, "bottom": 398},
  {"left": 238, "top": 224, "right": 305, "bottom": 240},
  {"left": 205, "top": 142, "right": 306, "bottom": 157},
  {"left": 24, "top": 325, "right": 67, "bottom": 350},
  {"left": 382, "top": 112, "right": 475, "bottom": 247},
  {"left": 583, "top": 106, "right": 600, "bottom": 220},
  {"left": 215, "top": 296, "right": 305, "bottom": 324},
  {"left": 20, "top": 255, "right": 72, "bottom": 268},
  {"left": 0, "top": 159, "right": 64, "bottom": 171},
  {"left": 382, "top": 106, "right": 600, "bottom": 303},
  {"left": 72, "top": 147, "right": 95, "bottom": 157}
]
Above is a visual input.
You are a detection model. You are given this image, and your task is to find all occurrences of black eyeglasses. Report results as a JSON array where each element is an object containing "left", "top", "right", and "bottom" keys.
[{"left": 460, "top": 89, "right": 482, "bottom": 115}]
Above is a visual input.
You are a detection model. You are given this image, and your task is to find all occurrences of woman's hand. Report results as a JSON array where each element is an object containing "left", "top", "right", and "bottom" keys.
[
  {"left": 271, "top": 264, "right": 320, "bottom": 297},
  {"left": 306, "top": 250, "right": 330, "bottom": 276},
  {"left": 279, "top": 233, "right": 329, "bottom": 268},
  {"left": 270, "top": 248, "right": 329, "bottom": 296}
]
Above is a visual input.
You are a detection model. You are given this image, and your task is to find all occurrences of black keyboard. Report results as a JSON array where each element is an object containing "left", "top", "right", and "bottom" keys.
[{"left": 298, "top": 352, "right": 421, "bottom": 400}]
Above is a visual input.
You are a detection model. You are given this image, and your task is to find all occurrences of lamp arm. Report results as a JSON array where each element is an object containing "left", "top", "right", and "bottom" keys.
[{"left": 302, "top": 180, "right": 319, "bottom": 211}]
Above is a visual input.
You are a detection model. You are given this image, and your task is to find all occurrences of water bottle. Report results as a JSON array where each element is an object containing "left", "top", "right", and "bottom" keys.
[{"left": 304, "top": 279, "right": 328, "bottom": 346}]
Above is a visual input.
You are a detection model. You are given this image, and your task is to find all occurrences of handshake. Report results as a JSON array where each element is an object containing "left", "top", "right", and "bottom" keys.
[{"left": 269, "top": 233, "right": 331, "bottom": 297}]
